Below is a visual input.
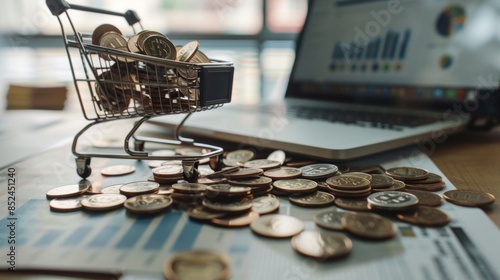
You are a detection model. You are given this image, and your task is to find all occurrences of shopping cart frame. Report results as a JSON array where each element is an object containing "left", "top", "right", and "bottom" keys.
[{"left": 46, "top": 0, "right": 234, "bottom": 180}]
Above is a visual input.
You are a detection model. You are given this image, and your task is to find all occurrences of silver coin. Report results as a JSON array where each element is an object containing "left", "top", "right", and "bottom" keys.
[
  {"left": 251, "top": 195, "right": 280, "bottom": 215},
  {"left": 273, "top": 179, "right": 317, "bottom": 194},
  {"left": 267, "top": 150, "right": 286, "bottom": 165},
  {"left": 300, "top": 163, "right": 338, "bottom": 179},
  {"left": 81, "top": 194, "right": 127, "bottom": 211},
  {"left": 367, "top": 191, "right": 419, "bottom": 211},
  {"left": 100, "top": 184, "right": 123, "bottom": 194},
  {"left": 46, "top": 181, "right": 91, "bottom": 199},
  {"left": 250, "top": 214, "right": 304, "bottom": 238},
  {"left": 314, "top": 210, "right": 349, "bottom": 231},
  {"left": 124, "top": 194, "right": 173, "bottom": 213},
  {"left": 120, "top": 181, "right": 160, "bottom": 196}
]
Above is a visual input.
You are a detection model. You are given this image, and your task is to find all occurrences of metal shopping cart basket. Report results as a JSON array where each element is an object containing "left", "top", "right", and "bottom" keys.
[{"left": 46, "top": 0, "right": 234, "bottom": 180}]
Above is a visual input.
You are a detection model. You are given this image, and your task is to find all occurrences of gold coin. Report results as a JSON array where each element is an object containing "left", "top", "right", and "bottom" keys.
[
  {"left": 273, "top": 179, "right": 318, "bottom": 194},
  {"left": 367, "top": 191, "right": 418, "bottom": 211},
  {"left": 334, "top": 197, "right": 370, "bottom": 211},
  {"left": 342, "top": 212, "right": 396, "bottom": 240},
  {"left": 127, "top": 34, "right": 141, "bottom": 53},
  {"left": 250, "top": 214, "right": 304, "bottom": 238},
  {"left": 228, "top": 176, "right": 272, "bottom": 187},
  {"left": 81, "top": 194, "right": 127, "bottom": 211},
  {"left": 443, "top": 190, "right": 495, "bottom": 207},
  {"left": 251, "top": 195, "right": 280, "bottom": 215},
  {"left": 176, "top": 40, "right": 200, "bottom": 62},
  {"left": 163, "top": 250, "right": 231, "bottom": 280},
  {"left": 291, "top": 231, "right": 352, "bottom": 259},
  {"left": 202, "top": 197, "right": 253, "bottom": 213},
  {"left": 152, "top": 165, "right": 183, "bottom": 178},
  {"left": 124, "top": 194, "right": 173, "bottom": 214},
  {"left": 120, "top": 181, "right": 160, "bottom": 196},
  {"left": 188, "top": 207, "right": 226, "bottom": 220},
  {"left": 205, "top": 184, "right": 252, "bottom": 197},
  {"left": 404, "top": 190, "right": 443, "bottom": 207},
  {"left": 223, "top": 168, "right": 263, "bottom": 179},
  {"left": 289, "top": 191, "right": 335, "bottom": 208},
  {"left": 190, "top": 49, "right": 211, "bottom": 64},
  {"left": 300, "top": 163, "right": 338, "bottom": 179},
  {"left": 327, "top": 187, "right": 371, "bottom": 198},
  {"left": 142, "top": 35, "right": 176, "bottom": 60},
  {"left": 46, "top": 181, "right": 91, "bottom": 199},
  {"left": 211, "top": 211, "right": 260, "bottom": 227},
  {"left": 225, "top": 149, "right": 255, "bottom": 164},
  {"left": 172, "top": 182, "right": 207, "bottom": 194},
  {"left": 92, "top": 24, "right": 122, "bottom": 45},
  {"left": 396, "top": 206, "right": 451, "bottom": 227},
  {"left": 326, "top": 174, "right": 371, "bottom": 191},
  {"left": 101, "top": 164, "right": 136, "bottom": 176},
  {"left": 86, "top": 181, "right": 103, "bottom": 194},
  {"left": 405, "top": 181, "right": 445, "bottom": 192},
  {"left": 403, "top": 172, "right": 442, "bottom": 184},
  {"left": 344, "top": 172, "right": 372, "bottom": 181},
  {"left": 263, "top": 167, "right": 302, "bottom": 179},
  {"left": 49, "top": 196, "right": 88, "bottom": 212},
  {"left": 99, "top": 31, "right": 129, "bottom": 61},
  {"left": 371, "top": 179, "right": 406, "bottom": 192},
  {"left": 313, "top": 210, "right": 349, "bottom": 231},
  {"left": 385, "top": 167, "right": 429, "bottom": 181},
  {"left": 243, "top": 159, "right": 281, "bottom": 170},
  {"left": 370, "top": 174, "right": 395, "bottom": 189},
  {"left": 197, "top": 176, "right": 228, "bottom": 185},
  {"left": 267, "top": 150, "right": 286, "bottom": 165}
]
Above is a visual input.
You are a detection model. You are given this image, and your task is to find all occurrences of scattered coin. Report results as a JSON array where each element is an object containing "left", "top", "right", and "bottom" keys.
[
  {"left": 163, "top": 250, "right": 231, "bottom": 280},
  {"left": 405, "top": 172, "right": 442, "bottom": 184},
  {"left": 100, "top": 184, "right": 123, "bottom": 194},
  {"left": 300, "top": 163, "right": 338, "bottom": 179},
  {"left": 120, "top": 181, "right": 160, "bottom": 196},
  {"left": 267, "top": 150, "right": 286, "bottom": 165},
  {"left": 124, "top": 194, "right": 173, "bottom": 214},
  {"left": 49, "top": 196, "right": 88, "bottom": 212},
  {"left": 273, "top": 179, "right": 318, "bottom": 194},
  {"left": 370, "top": 174, "right": 394, "bottom": 189},
  {"left": 443, "top": 190, "right": 495, "bottom": 207},
  {"left": 81, "top": 194, "right": 127, "bottom": 211},
  {"left": 172, "top": 182, "right": 207, "bottom": 194},
  {"left": 211, "top": 211, "right": 260, "bottom": 227},
  {"left": 405, "top": 181, "right": 446, "bottom": 192},
  {"left": 291, "top": 231, "right": 353, "bottom": 259},
  {"left": 202, "top": 197, "right": 253, "bottom": 213},
  {"left": 313, "top": 210, "right": 349, "bottom": 231},
  {"left": 251, "top": 195, "right": 280, "bottom": 215},
  {"left": 228, "top": 176, "right": 272, "bottom": 187},
  {"left": 289, "top": 191, "right": 335, "bottom": 208},
  {"left": 367, "top": 191, "right": 419, "bottom": 211},
  {"left": 205, "top": 184, "right": 252, "bottom": 197},
  {"left": 396, "top": 206, "right": 451, "bottom": 227},
  {"left": 344, "top": 172, "right": 372, "bottom": 181},
  {"left": 326, "top": 174, "right": 371, "bottom": 191},
  {"left": 101, "top": 165, "right": 136, "bottom": 176},
  {"left": 385, "top": 167, "right": 429, "bottom": 181},
  {"left": 342, "top": 212, "right": 396, "bottom": 239},
  {"left": 404, "top": 190, "right": 443, "bottom": 207},
  {"left": 334, "top": 197, "right": 370, "bottom": 211},
  {"left": 263, "top": 167, "right": 302, "bottom": 179},
  {"left": 188, "top": 207, "right": 226, "bottom": 220},
  {"left": 224, "top": 149, "right": 255, "bottom": 165},
  {"left": 243, "top": 159, "right": 281, "bottom": 170},
  {"left": 46, "top": 181, "right": 91, "bottom": 199},
  {"left": 250, "top": 214, "right": 304, "bottom": 238},
  {"left": 372, "top": 179, "right": 406, "bottom": 192},
  {"left": 223, "top": 168, "right": 263, "bottom": 179}
]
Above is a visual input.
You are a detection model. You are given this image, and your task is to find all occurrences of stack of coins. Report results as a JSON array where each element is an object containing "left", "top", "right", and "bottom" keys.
[
  {"left": 325, "top": 174, "right": 372, "bottom": 198},
  {"left": 385, "top": 167, "right": 446, "bottom": 192},
  {"left": 171, "top": 182, "right": 206, "bottom": 209},
  {"left": 152, "top": 164, "right": 184, "bottom": 183}
]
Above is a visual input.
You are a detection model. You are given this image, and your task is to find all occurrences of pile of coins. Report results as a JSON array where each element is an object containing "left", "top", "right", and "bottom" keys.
[
  {"left": 91, "top": 23, "right": 212, "bottom": 115},
  {"left": 45, "top": 148, "right": 496, "bottom": 276}
]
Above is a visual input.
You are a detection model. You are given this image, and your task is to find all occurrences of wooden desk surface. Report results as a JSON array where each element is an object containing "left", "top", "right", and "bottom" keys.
[{"left": 431, "top": 127, "right": 500, "bottom": 228}]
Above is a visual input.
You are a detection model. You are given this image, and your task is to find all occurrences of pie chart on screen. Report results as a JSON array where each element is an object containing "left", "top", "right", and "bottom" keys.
[{"left": 436, "top": 5, "right": 466, "bottom": 37}]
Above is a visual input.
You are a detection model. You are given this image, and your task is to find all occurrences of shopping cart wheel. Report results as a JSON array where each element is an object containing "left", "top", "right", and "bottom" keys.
[
  {"left": 182, "top": 161, "right": 199, "bottom": 182},
  {"left": 76, "top": 157, "right": 92, "bottom": 179},
  {"left": 209, "top": 154, "right": 224, "bottom": 171},
  {"left": 134, "top": 140, "right": 145, "bottom": 152}
]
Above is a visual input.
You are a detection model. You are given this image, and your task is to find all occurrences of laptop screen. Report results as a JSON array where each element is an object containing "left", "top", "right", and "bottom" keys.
[{"left": 287, "top": 0, "right": 500, "bottom": 109}]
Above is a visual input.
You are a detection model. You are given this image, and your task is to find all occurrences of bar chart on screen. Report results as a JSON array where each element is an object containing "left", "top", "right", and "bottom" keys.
[{"left": 0, "top": 199, "right": 252, "bottom": 276}]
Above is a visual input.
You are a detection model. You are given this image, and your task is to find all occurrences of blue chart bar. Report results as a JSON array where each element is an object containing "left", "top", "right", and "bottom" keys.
[
  {"left": 229, "top": 229, "right": 252, "bottom": 254},
  {"left": 171, "top": 219, "right": 203, "bottom": 252},
  {"left": 389, "top": 33, "right": 400, "bottom": 59},
  {"left": 34, "top": 229, "right": 64, "bottom": 247},
  {"left": 399, "top": 29, "right": 411, "bottom": 59},
  {"left": 88, "top": 210, "right": 126, "bottom": 248},
  {"left": 61, "top": 226, "right": 93, "bottom": 247},
  {"left": 115, "top": 216, "right": 154, "bottom": 249},
  {"left": 144, "top": 212, "right": 182, "bottom": 251}
]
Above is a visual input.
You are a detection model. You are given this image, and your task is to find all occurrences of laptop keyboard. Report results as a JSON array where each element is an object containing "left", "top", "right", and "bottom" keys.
[{"left": 287, "top": 106, "right": 439, "bottom": 130}]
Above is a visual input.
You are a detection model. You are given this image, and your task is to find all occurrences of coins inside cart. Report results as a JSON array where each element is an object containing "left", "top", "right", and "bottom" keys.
[
  {"left": 142, "top": 35, "right": 176, "bottom": 60},
  {"left": 300, "top": 163, "right": 338, "bottom": 179},
  {"left": 291, "top": 231, "right": 353, "bottom": 259},
  {"left": 81, "top": 193, "right": 127, "bottom": 211},
  {"left": 367, "top": 191, "right": 419, "bottom": 211},
  {"left": 211, "top": 211, "right": 260, "bottom": 227},
  {"left": 49, "top": 196, "right": 88, "bottom": 212},
  {"left": 385, "top": 167, "right": 429, "bottom": 181},
  {"left": 405, "top": 181, "right": 446, "bottom": 192},
  {"left": 46, "top": 180, "right": 91, "bottom": 199},
  {"left": 342, "top": 212, "right": 396, "bottom": 240},
  {"left": 263, "top": 166, "right": 302, "bottom": 179},
  {"left": 250, "top": 214, "right": 304, "bottom": 238},
  {"left": 251, "top": 195, "right": 280, "bottom": 215},
  {"left": 372, "top": 179, "right": 406, "bottom": 192},
  {"left": 443, "top": 190, "right": 495, "bottom": 207},
  {"left": 172, "top": 182, "right": 207, "bottom": 194},
  {"left": 396, "top": 206, "right": 451, "bottom": 227},
  {"left": 120, "top": 181, "right": 160, "bottom": 196},
  {"left": 326, "top": 174, "right": 371, "bottom": 191},
  {"left": 100, "top": 184, "right": 123, "bottom": 194},
  {"left": 92, "top": 23, "right": 122, "bottom": 45},
  {"left": 163, "top": 250, "right": 231, "bottom": 280},
  {"left": 124, "top": 194, "right": 173, "bottom": 214},
  {"left": 176, "top": 40, "right": 200, "bottom": 62},
  {"left": 223, "top": 168, "right": 263, "bottom": 179},
  {"left": 289, "top": 191, "right": 335, "bottom": 208},
  {"left": 127, "top": 33, "right": 141, "bottom": 53},
  {"left": 273, "top": 179, "right": 318, "bottom": 195},
  {"left": 314, "top": 210, "right": 349, "bottom": 231},
  {"left": 404, "top": 190, "right": 443, "bottom": 207},
  {"left": 370, "top": 174, "right": 394, "bottom": 189},
  {"left": 334, "top": 197, "right": 371, "bottom": 211},
  {"left": 188, "top": 207, "right": 226, "bottom": 221},
  {"left": 267, "top": 150, "right": 286, "bottom": 165},
  {"left": 243, "top": 159, "right": 281, "bottom": 170},
  {"left": 228, "top": 176, "right": 272, "bottom": 188},
  {"left": 101, "top": 164, "right": 136, "bottom": 176},
  {"left": 202, "top": 197, "right": 253, "bottom": 213}
]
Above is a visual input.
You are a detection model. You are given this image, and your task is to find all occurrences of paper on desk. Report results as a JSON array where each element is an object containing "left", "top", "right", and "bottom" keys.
[{"left": 0, "top": 148, "right": 499, "bottom": 280}]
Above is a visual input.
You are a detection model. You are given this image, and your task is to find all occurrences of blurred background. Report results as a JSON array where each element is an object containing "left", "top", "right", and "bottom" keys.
[{"left": 0, "top": 0, "right": 308, "bottom": 113}]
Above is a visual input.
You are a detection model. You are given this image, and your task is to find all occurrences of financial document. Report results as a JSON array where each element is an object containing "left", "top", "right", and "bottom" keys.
[{"left": 0, "top": 146, "right": 499, "bottom": 279}]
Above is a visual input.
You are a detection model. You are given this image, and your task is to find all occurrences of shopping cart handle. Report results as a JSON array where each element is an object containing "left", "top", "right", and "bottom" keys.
[{"left": 46, "top": 0, "right": 141, "bottom": 26}]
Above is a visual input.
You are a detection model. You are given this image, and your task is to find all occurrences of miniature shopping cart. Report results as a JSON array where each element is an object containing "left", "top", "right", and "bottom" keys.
[{"left": 46, "top": 0, "right": 234, "bottom": 180}]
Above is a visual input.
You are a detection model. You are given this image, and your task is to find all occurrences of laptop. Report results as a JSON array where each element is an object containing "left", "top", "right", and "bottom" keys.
[{"left": 150, "top": 0, "right": 500, "bottom": 160}]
